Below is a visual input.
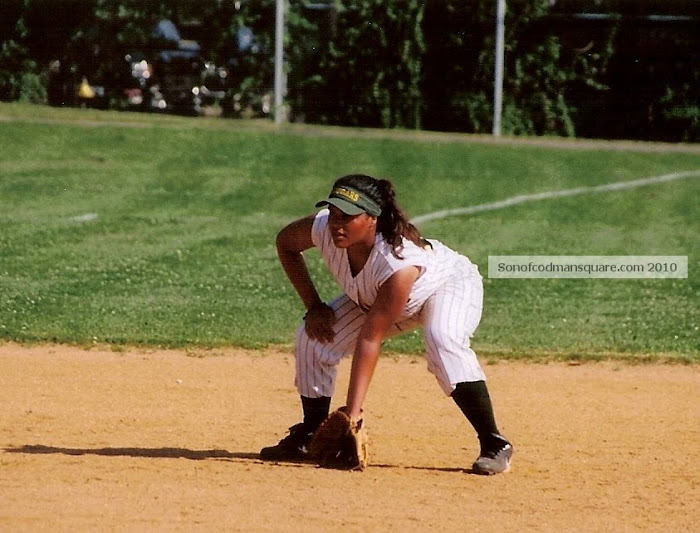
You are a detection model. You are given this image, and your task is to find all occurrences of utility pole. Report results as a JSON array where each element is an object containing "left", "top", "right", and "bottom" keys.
[
  {"left": 274, "top": 0, "right": 287, "bottom": 124},
  {"left": 493, "top": 0, "right": 506, "bottom": 136}
]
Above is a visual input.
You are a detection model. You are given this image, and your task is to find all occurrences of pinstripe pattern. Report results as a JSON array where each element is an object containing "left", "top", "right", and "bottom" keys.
[
  {"left": 295, "top": 294, "right": 422, "bottom": 397},
  {"left": 295, "top": 295, "right": 363, "bottom": 397},
  {"left": 421, "top": 259, "right": 486, "bottom": 394},
  {"left": 295, "top": 210, "right": 486, "bottom": 398}
]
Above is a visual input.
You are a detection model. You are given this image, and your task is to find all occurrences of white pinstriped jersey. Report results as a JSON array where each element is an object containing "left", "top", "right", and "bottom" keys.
[{"left": 311, "top": 209, "right": 471, "bottom": 317}]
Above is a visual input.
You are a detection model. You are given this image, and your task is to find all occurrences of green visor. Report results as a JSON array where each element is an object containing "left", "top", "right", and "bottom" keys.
[{"left": 315, "top": 186, "right": 382, "bottom": 216}]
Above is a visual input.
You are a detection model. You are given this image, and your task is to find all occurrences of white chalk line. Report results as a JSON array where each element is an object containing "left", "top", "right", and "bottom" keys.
[{"left": 411, "top": 170, "right": 700, "bottom": 225}]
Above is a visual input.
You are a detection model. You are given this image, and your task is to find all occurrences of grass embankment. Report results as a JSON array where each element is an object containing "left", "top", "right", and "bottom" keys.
[{"left": 1, "top": 103, "right": 698, "bottom": 362}]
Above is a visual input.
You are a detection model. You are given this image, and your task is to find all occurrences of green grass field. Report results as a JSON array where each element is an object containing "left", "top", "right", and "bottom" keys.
[{"left": 1, "top": 103, "right": 698, "bottom": 361}]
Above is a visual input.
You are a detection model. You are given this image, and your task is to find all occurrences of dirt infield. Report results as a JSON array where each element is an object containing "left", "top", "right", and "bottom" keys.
[{"left": 1, "top": 343, "right": 697, "bottom": 532}]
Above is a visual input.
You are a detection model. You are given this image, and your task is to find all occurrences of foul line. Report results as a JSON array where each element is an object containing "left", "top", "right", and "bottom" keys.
[{"left": 411, "top": 170, "right": 700, "bottom": 225}]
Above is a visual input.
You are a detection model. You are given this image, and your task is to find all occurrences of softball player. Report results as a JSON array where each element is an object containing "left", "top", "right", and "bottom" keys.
[{"left": 261, "top": 174, "right": 512, "bottom": 474}]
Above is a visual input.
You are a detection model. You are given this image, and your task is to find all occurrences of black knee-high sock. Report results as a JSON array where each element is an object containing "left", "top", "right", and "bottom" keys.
[
  {"left": 301, "top": 396, "right": 331, "bottom": 432},
  {"left": 451, "top": 381, "right": 500, "bottom": 440}
]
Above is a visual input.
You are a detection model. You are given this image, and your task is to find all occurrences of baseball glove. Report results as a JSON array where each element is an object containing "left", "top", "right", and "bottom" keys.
[{"left": 308, "top": 407, "right": 369, "bottom": 471}]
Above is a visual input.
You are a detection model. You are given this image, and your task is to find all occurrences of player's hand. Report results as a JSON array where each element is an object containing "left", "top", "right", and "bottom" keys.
[{"left": 304, "top": 303, "right": 336, "bottom": 343}]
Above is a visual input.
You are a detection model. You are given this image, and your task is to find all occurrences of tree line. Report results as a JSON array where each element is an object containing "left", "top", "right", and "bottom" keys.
[{"left": 1, "top": 0, "right": 698, "bottom": 142}]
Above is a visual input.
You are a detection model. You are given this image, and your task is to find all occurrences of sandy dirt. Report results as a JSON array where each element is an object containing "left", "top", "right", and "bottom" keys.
[{"left": 0, "top": 342, "right": 697, "bottom": 532}]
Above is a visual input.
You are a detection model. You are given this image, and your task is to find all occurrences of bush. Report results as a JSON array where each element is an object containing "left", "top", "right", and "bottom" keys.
[
  {"left": 294, "top": 0, "right": 425, "bottom": 129},
  {"left": 17, "top": 71, "right": 46, "bottom": 103}
]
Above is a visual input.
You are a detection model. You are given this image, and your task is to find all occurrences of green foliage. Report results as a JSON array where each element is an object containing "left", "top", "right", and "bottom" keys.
[
  {"left": 300, "top": 0, "right": 425, "bottom": 129},
  {"left": 209, "top": 0, "right": 276, "bottom": 117},
  {"left": 93, "top": 0, "right": 172, "bottom": 45},
  {"left": 0, "top": 1, "right": 697, "bottom": 142},
  {"left": 660, "top": 83, "right": 700, "bottom": 143},
  {"left": 601, "top": 18, "right": 699, "bottom": 142},
  {"left": 435, "top": 1, "right": 616, "bottom": 137},
  {"left": 16, "top": 72, "right": 46, "bottom": 103},
  {"left": 0, "top": 3, "right": 35, "bottom": 102}
]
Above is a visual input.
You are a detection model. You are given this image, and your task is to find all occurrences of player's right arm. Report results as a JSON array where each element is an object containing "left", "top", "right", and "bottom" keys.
[{"left": 276, "top": 215, "right": 336, "bottom": 342}]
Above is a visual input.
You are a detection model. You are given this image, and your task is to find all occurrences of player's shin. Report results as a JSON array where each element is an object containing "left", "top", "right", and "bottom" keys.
[
  {"left": 452, "top": 381, "right": 513, "bottom": 474},
  {"left": 451, "top": 381, "right": 500, "bottom": 439},
  {"left": 301, "top": 395, "right": 332, "bottom": 432}
]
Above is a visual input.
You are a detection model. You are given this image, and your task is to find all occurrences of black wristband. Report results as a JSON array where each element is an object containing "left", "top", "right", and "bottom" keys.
[{"left": 304, "top": 302, "right": 329, "bottom": 320}]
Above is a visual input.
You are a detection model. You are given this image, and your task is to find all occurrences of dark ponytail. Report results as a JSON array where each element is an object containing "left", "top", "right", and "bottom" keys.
[{"left": 333, "top": 174, "right": 424, "bottom": 258}]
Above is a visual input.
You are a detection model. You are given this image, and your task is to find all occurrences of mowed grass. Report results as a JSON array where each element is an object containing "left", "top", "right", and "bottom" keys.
[{"left": 1, "top": 103, "right": 698, "bottom": 361}]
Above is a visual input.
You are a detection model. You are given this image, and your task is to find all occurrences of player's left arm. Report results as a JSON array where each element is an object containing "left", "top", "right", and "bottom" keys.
[{"left": 345, "top": 266, "right": 420, "bottom": 418}]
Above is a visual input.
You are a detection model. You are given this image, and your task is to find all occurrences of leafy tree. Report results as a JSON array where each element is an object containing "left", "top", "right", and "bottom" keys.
[
  {"left": 214, "top": 0, "right": 276, "bottom": 117},
  {"left": 0, "top": 0, "right": 44, "bottom": 102},
  {"left": 600, "top": 17, "right": 699, "bottom": 142},
  {"left": 302, "top": 0, "right": 425, "bottom": 129},
  {"left": 1, "top": 0, "right": 696, "bottom": 142},
  {"left": 422, "top": 0, "right": 616, "bottom": 137}
]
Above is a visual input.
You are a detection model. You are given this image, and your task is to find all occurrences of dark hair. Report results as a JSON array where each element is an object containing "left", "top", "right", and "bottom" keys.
[{"left": 333, "top": 174, "right": 423, "bottom": 258}]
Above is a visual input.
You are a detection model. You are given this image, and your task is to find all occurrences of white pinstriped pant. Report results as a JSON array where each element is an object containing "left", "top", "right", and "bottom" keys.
[{"left": 295, "top": 261, "right": 486, "bottom": 398}]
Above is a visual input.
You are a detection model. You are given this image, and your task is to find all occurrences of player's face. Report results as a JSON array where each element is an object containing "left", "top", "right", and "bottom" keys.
[{"left": 328, "top": 206, "right": 377, "bottom": 249}]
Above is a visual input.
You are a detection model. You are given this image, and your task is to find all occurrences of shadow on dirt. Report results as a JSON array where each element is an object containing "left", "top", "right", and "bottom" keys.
[
  {"left": 371, "top": 463, "right": 469, "bottom": 474},
  {"left": 4, "top": 444, "right": 259, "bottom": 461},
  {"left": 5, "top": 445, "right": 478, "bottom": 473}
]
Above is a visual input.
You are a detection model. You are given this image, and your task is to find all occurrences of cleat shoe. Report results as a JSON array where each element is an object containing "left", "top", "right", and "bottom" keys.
[
  {"left": 472, "top": 433, "right": 513, "bottom": 475},
  {"left": 260, "top": 423, "right": 314, "bottom": 462}
]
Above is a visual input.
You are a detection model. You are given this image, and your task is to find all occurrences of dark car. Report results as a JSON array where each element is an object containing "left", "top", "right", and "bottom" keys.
[
  {"left": 123, "top": 19, "right": 227, "bottom": 116},
  {"left": 48, "top": 19, "right": 228, "bottom": 116}
]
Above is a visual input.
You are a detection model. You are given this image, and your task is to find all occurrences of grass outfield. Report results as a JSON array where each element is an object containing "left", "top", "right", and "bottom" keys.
[{"left": 1, "top": 103, "right": 698, "bottom": 361}]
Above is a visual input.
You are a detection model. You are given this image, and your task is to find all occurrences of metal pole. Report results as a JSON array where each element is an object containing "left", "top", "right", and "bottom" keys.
[
  {"left": 274, "top": 0, "right": 287, "bottom": 124},
  {"left": 493, "top": 0, "right": 506, "bottom": 136}
]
